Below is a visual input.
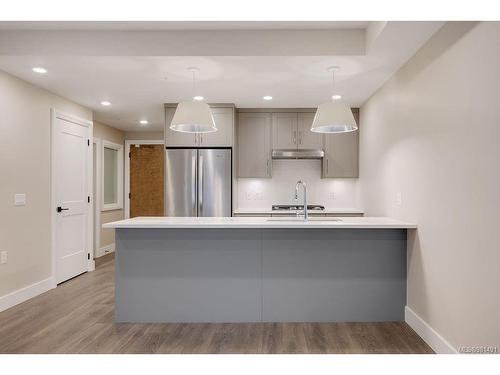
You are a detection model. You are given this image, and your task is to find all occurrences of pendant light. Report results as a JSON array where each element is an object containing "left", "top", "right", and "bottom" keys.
[
  {"left": 311, "top": 66, "right": 357, "bottom": 133},
  {"left": 170, "top": 67, "right": 217, "bottom": 133}
]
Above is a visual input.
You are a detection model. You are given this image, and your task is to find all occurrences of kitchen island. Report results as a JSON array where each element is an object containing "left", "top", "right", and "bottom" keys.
[{"left": 103, "top": 217, "right": 416, "bottom": 323}]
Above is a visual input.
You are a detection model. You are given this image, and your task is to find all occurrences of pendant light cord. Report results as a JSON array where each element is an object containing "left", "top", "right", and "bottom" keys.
[
  {"left": 192, "top": 69, "right": 196, "bottom": 99},
  {"left": 329, "top": 66, "right": 342, "bottom": 101},
  {"left": 332, "top": 69, "right": 335, "bottom": 97}
]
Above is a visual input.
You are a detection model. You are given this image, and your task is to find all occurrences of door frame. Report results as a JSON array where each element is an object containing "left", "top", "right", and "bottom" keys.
[
  {"left": 124, "top": 139, "right": 165, "bottom": 218},
  {"left": 93, "top": 137, "right": 102, "bottom": 260},
  {"left": 101, "top": 140, "right": 124, "bottom": 211},
  {"left": 50, "top": 109, "right": 94, "bottom": 287}
]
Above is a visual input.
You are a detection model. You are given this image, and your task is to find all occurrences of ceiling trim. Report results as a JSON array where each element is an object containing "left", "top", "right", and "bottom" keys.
[
  {"left": 0, "top": 21, "right": 370, "bottom": 31},
  {"left": 0, "top": 29, "right": 366, "bottom": 56}
]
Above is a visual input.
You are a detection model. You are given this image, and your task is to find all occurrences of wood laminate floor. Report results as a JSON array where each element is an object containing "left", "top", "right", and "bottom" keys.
[{"left": 0, "top": 254, "right": 433, "bottom": 354}]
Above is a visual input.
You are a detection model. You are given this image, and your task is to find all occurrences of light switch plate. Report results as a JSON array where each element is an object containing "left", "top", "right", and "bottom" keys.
[
  {"left": 14, "top": 193, "right": 26, "bottom": 206},
  {"left": 0, "top": 251, "right": 7, "bottom": 265}
]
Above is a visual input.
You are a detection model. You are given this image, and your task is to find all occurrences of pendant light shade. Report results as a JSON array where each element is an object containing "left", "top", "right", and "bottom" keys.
[
  {"left": 170, "top": 101, "right": 217, "bottom": 133},
  {"left": 311, "top": 66, "right": 357, "bottom": 134},
  {"left": 170, "top": 67, "right": 217, "bottom": 133},
  {"left": 311, "top": 101, "right": 358, "bottom": 133}
]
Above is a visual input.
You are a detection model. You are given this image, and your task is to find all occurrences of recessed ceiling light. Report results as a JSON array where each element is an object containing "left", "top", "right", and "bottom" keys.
[
  {"left": 139, "top": 120, "right": 149, "bottom": 125},
  {"left": 263, "top": 96, "right": 273, "bottom": 101},
  {"left": 193, "top": 96, "right": 204, "bottom": 101},
  {"left": 332, "top": 94, "right": 342, "bottom": 100},
  {"left": 32, "top": 67, "right": 47, "bottom": 74},
  {"left": 100, "top": 101, "right": 111, "bottom": 106}
]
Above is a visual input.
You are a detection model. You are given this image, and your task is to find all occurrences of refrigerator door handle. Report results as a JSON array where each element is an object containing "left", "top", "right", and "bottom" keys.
[
  {"left": 198, "top": 153, "right": 203, "bottom": 216},
  {"left": 192, "top": 152, "right": 197, "bottom": 216}
]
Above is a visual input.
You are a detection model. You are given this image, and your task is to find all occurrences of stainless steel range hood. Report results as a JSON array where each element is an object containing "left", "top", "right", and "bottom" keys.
[{"left": 272, "top": 149, "right": 324, "bottom": 159}]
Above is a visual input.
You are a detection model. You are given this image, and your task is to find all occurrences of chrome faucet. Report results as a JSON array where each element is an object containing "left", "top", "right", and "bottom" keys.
[{"left": 294, "top": 180, "right": 308, "bottom": 220}]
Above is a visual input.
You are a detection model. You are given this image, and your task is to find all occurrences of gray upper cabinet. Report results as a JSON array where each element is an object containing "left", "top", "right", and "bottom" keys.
[
  {"left": 297, "top": 112, "right": 323, "bottom": 150},
  {"left": 322, "top": 108, "right": 359, "bottom": 178},
  {"left": 164, "top": 106, "right": 198, "bottom": 147},
  {"left": 164, "top": 104, "right": 234, "bottom": 147},
  {"left": 238, "top": 112, "right": 272, "bottom": 178},
  {"left": 272, "top": 113, "right": 298, "bottom": 150},
  {"left": 199, "top": 107, "right": 234, "bottom": 147},
  {"left": 273, "top": 112, "right": 322, "bottom": 150}
]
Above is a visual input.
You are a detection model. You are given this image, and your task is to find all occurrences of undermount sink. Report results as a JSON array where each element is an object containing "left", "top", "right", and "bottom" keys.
[{"left": 266, "top": 217, "right": 343, "bottom": 222}]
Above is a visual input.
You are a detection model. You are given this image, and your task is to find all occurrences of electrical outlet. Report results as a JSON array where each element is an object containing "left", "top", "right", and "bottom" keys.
[
  {"left": 0, "top": 251, "right": 7, "bottom": 265},
  {"left": 14, "top": 193, "right": 26, "bottom": 206},
  {"left": 396, "top": 192, "right": 402, "bottom": 206}
]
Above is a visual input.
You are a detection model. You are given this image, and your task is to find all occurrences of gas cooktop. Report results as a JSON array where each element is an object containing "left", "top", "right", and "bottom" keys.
[{"left": 272, "top": 205, "right": 325, "bottom": 211}]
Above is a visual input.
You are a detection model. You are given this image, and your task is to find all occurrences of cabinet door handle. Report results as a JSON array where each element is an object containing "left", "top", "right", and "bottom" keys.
[
  {"left": 326, "top": 158, "right": 329, "bottom": 174},
  {"left": 194, "top": 134, "right": 197, "bottom": 144},
  {"left": 200, "top": 134, "right": 203, "bottom": 145},
  {"left": 299, "top": 131, "right": 302, "bottom": 145},
  {"left": 266, "top": 159, "right": 270, "bottom": 176},
  {"left": 293, "top": 130, "right": 297, "bottom": 145}
]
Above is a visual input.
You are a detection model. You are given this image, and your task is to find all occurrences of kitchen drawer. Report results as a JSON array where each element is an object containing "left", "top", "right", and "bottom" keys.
[
  {"left": 271, "top": 212, "right": 325, "bottom": 217},
  {"left": 233, "top": 213, "right": 271, "bottom": 217},
  {"left": 324, "top": 213, "right": 364, "bottom": 217}
]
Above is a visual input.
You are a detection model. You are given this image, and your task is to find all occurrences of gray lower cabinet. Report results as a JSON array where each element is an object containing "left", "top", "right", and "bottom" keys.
[
  {"left": 233, "top": 212, "right": 363, "bottom": 217},
  {"left": 261, "top": 228, "right": 406, "bottom": 322},
  {"left": 115, "top": 228, "right": 406, "bottom": 323},
  {"left": 237, "top": 112, "right": 272, "bottom": 178},
  {"left": 322, "top": 108, "right": 359, "bottom": 178}
]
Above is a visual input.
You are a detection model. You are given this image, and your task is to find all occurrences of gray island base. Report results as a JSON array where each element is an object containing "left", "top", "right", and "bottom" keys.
[{"left": 114, "top": 227, "right": 408, "bottom": 323}]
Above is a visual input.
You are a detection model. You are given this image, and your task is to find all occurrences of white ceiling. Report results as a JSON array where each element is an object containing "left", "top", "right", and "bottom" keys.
[{"left": 0, "top": 21, "right": 444, "bottom": 132}]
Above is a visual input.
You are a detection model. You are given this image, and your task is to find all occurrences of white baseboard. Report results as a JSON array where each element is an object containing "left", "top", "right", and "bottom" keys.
[
  {"left": 0, "top": 277, "right": 55, "bottom": 313},
  {"left": 405, "top": 306, "right": 457, "bottom": 354},
  {"left": 96, "top": 243, "right": 115, "bottom": 258}
]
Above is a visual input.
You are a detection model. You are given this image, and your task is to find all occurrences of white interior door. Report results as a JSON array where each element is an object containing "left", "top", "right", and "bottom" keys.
[
  {"left": 53, "top": 113, "right": 91, "bottom": 283},
  {"left": 93, "top": 141, "right": 99, "bottom": 258}
]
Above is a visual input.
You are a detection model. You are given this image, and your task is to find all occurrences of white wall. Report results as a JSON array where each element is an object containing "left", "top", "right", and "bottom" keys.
[
  {"left": 0, "top": 70, "right": 92, "bottom": 297},
  {"left": 237, "top": 160, "right": 358, "bottom": 210},
  {"left": 359, "top": 22, "right": 500, "bottom": 349},
  {"left": 124, "top": 130, "right": 164, "bottom": 140},
  {"left": 93, "top": 121, "right": 125, "bottom": 251}
]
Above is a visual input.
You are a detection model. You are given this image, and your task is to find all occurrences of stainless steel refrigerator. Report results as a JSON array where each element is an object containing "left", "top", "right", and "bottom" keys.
[{"left": 165, "top": 148, "right": 232, "bottom": 217}]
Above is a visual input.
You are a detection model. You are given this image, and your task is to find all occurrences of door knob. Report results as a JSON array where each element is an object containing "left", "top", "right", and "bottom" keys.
[{"left": 57, "top": 206, "right": 69, "bottom": 212}]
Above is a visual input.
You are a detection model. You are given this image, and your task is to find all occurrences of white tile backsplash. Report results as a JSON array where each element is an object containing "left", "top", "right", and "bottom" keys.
[{"left": 236, "top": 160, "right": 359, "bottom": 210}]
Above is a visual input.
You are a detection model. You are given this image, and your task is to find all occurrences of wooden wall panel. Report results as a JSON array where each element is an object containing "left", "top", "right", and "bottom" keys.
[{"left": 130, "top": 144, "right": 164, "bottom": 217}]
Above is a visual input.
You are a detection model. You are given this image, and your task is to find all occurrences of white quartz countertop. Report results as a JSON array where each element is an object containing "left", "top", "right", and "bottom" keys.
[
  {"left": 103, "top": 216, "right": 416, "bottom": 229},
  {"left": 233, "top": 208, "right": 365, "bottom": 215}
]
